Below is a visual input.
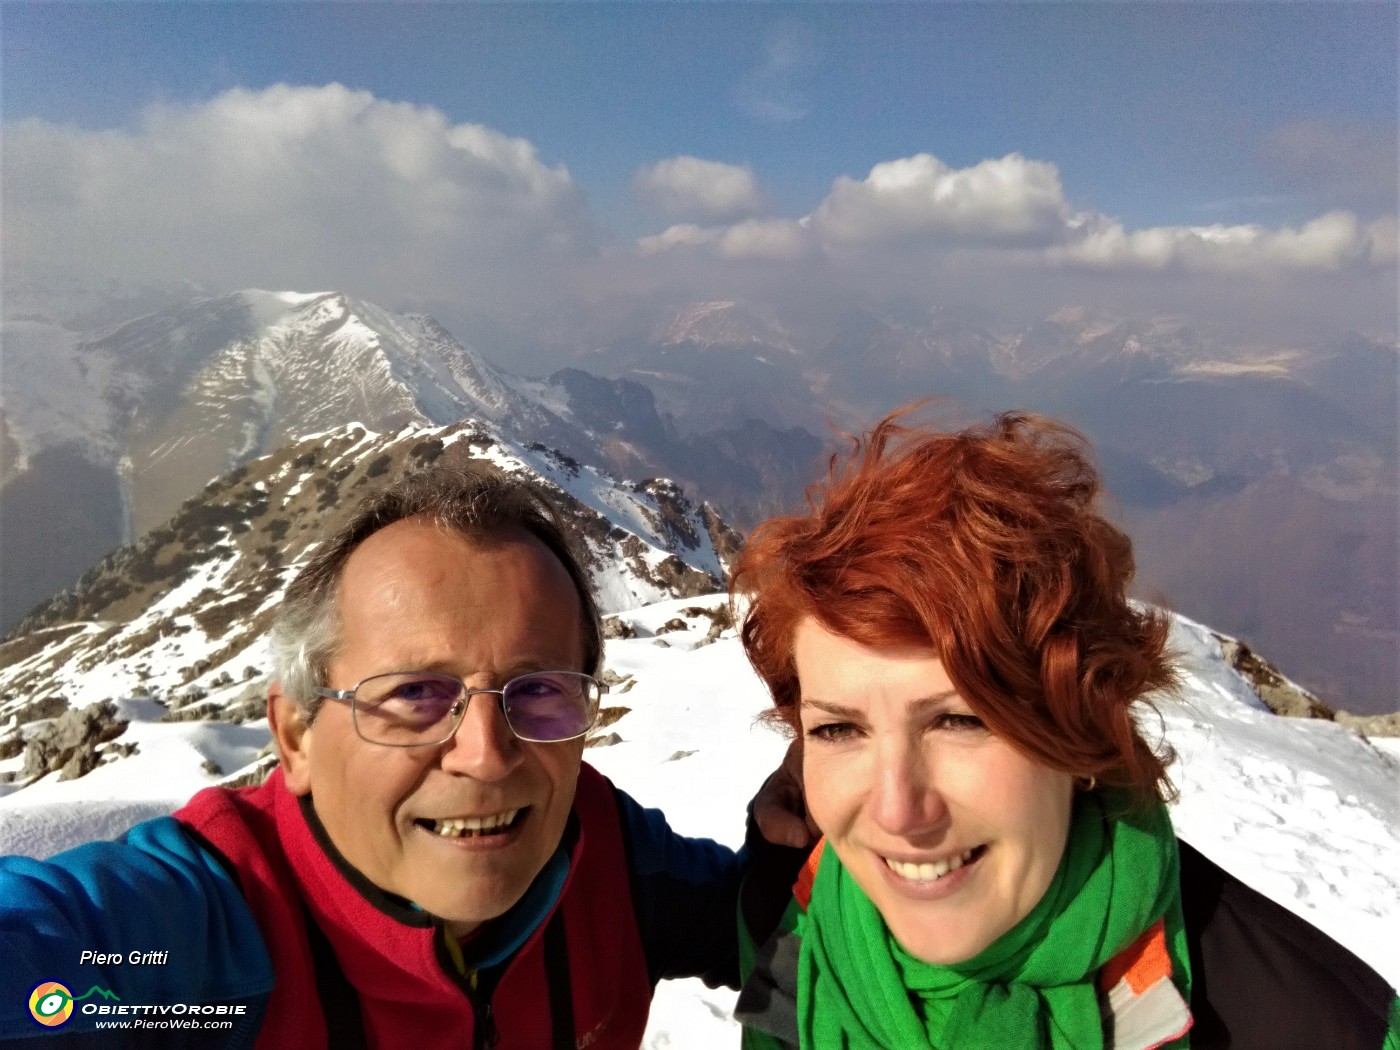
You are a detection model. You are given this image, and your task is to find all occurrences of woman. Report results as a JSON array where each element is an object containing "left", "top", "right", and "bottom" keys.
[{"left": 731, "top": 409, "right": 1399, "bottom": 1050}]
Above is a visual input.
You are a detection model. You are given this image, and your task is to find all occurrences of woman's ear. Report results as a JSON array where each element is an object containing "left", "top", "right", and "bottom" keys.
[{"left": 268, "top": 683, "right": 313, "bottom": 795}]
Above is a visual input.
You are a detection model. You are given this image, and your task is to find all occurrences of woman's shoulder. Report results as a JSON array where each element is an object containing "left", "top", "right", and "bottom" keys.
[{"left": 1177, "top": 838, "right": 1397, "bottom": 1050}]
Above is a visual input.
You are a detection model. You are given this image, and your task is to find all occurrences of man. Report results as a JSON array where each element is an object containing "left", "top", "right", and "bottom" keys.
[{"left": 1, "top": 468, "right": 808, "bottom": 1048}]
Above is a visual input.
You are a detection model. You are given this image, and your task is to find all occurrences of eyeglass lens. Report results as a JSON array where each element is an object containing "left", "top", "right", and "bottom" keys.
[{"left": 352, "top": 671, "right": 595, "bottom": 744}]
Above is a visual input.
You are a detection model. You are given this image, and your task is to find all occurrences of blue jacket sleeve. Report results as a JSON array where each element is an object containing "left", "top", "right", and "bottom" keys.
[{"left": 0, "top": 816, "right": 272, "bottom": 1044}]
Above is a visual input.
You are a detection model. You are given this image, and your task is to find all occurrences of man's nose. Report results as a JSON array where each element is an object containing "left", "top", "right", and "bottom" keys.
[
  {"left": 439, "top": 690, "right": 525, "bottom": 780},
  {"left": 868, "top": 738, "right": 948, "bottom": 838}
]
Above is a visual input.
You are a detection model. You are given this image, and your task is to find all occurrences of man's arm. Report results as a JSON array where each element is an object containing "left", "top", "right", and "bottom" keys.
[
  {"left": 0, "top": 816, "right": 273, "bottom": 1042},
  {"left": 612, "top": 783, "right": 810, "bottom": 991}
]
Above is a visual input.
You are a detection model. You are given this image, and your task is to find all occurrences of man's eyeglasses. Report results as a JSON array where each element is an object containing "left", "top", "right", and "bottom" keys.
[{"left": 314, "top": 671, "right": 605, "bottom": 747}]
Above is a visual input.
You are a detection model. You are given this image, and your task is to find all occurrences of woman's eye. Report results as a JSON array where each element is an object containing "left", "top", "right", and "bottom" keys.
[
  {"left": 807, "top": 722, "right": 859, "bottom": 743},
  {"left": 935, "top": 713, "right": 986, "bottom": 732}
]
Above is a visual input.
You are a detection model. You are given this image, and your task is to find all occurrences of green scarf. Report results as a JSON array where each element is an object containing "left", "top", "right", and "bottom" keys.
[{"left": 795, "top": 790, "right": 1191, "bottom": 1050}]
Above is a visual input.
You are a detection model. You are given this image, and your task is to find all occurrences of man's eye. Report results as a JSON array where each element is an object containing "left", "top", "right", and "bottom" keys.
[
  {"left": 512, "top": 678, "right": 562, "bottom": 699},
  {"left": 389, "top": 679, "right": 456, "bottom": 704},
  {"left": 807, "top": 722, "right": 859, "bottom": 743}
]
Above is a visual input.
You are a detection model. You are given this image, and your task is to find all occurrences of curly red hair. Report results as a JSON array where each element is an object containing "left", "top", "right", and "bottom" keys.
[{"left": 732, "top": 407, "right": 1177, "bottom": 802}]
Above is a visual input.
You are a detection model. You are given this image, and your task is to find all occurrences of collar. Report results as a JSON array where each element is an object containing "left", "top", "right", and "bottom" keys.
[{"left": 268, "top": 769, "right": 584, "bottom": 1000}]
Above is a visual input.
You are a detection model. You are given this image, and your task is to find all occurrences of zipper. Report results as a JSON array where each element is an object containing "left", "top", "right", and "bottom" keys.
[{"left": 472, "top": 993, "right": 499, "bottom": 1050}]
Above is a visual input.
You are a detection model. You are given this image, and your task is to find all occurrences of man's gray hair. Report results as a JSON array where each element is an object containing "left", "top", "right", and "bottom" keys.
[{"left": 271, "top": 466, "right": 603, "bottom": 718}]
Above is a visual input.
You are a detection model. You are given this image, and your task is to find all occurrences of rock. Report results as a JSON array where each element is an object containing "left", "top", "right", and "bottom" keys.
[
  {"left": 586, "top": 732, "right": 623, "bottom": 749},
  {"left": 656, "top": 617, "right": 689, "bottom": 635},
  {"left": 1221, "top": 639, "right": 1335, "bottom": 720},
  {"left": 216, "top": 753, "right": 279, "bottom": 789},
  {"left": 595, "top": 705, "right": 631, "bottom": 730},
  {"left": 15, "top": 694, "right": 70, "bottom": 724},
  {"left": 22, "top": 700, "right": 129, "bottom": 782},
  {"left": 601, "top": 617, "right": 637, "bottom": 640},
  {"left": 1336, "top": 711, "right": 1400, "bottom": 739}
]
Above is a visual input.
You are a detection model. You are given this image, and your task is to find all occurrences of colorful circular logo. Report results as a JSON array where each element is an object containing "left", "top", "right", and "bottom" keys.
[{"left": 28, "top": 982, "right": 74, "bottom": 1027}]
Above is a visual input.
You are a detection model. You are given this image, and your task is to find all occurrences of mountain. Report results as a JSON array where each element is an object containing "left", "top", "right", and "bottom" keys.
[
  {"left": 0, "top": 291, "right": 824, "bottom": 632},
  {"left": 0, "top": 417, "right": 740, "bottom": 748},
  {"left": 5, "top": 290, "right": 1395, "bottom": 712},
  {"left": 570, "top": 299, "right": 1399, "bottom": 713},
  {"left": 580, "top": 300, "right": 823, "bottom": 436}
]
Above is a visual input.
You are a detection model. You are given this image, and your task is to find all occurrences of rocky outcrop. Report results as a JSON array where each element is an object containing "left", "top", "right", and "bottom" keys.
[
  {"left": 20, "top": 700, "right": 129, "bottom": 782},
  {"left": 1221, "top": 637, "right": 1398, "bottom": 738}
]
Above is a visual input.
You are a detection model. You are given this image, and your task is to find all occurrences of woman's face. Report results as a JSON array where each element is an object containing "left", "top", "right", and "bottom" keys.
[{"left": 793, "top": 617, "right": 1075, "bottom": 965}]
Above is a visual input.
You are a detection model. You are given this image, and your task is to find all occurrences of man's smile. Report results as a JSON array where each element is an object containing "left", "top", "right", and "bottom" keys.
[{"left": 417, "top": 808, "right": 527, "bottom": 839}]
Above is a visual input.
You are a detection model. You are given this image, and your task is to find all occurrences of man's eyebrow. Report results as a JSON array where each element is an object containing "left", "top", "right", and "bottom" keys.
[
  {"left": 799, "top": 689, "right": 960, "bottom": 719},
  {"left": 365, "top": 658, "right": 566, "bottom": 678}
]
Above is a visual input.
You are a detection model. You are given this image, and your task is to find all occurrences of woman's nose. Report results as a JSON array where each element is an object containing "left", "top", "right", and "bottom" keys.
[{"left": 868, "top": 738, "right": 948, "bottom": 838}]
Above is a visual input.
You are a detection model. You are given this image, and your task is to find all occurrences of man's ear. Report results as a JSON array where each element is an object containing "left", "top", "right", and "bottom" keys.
[{"left": 268, "top": 682, "right": 313, "bottom": 796}]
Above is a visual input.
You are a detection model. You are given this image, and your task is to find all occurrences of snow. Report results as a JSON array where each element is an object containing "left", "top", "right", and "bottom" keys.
[
  {"left": 0, "top": 600, "right": 1396, "bottom": 1048},
  {"left": 239, "top": 289, "right": 327, "bottom": 331}
]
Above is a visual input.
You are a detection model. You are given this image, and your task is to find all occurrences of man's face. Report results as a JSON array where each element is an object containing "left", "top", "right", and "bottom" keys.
[{"left": 278, "top": 517, "right": 587, "bottom": 938}]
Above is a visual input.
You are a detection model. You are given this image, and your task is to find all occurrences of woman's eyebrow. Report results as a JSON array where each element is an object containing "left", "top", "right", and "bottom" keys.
[
  {"left": 800, "top": 690, "right": 960, "bottom": 718},
  {"left": 800, "top": 698, "right": 864, "bottom": 718},
  {"left": 908, "top": 690, "right": 962, "bottom": 713}
]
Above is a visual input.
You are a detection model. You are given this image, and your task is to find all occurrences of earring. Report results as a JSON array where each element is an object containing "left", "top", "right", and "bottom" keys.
[{"left": 1079, "top": 776, "right": 1098, "bottom": 792}]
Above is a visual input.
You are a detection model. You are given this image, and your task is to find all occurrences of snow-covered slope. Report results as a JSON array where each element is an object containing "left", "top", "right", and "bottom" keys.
[
  {"left": 0, "top": 416, "right": 738, "bottom": 730},
  {"left": 1, "top": 290, "right": 639, "bottom": 531},
  {"left": 0, "top": 595, "right": 1396, "bottom": 1048}
]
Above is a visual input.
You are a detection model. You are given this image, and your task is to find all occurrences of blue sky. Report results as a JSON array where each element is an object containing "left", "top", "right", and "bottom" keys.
[{"left": 3, "top": 3, "right": 1396, "bottom": 339}]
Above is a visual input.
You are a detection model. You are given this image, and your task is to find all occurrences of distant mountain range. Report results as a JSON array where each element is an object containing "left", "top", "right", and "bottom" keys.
[
  {"left": 0, "top": 291, "right": 820, "bottom": 633},
  {"left": 2, "top": 290, "right": 1395, "bottom": 712},
  {"left": 576, "top": 299, "right": 1398, "bottom": 714}
]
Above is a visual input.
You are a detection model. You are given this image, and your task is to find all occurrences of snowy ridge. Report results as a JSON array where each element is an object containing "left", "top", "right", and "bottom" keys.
[
  {"left": 0, "top": 289, "right": 688, "bottom": 542},
  {"left": 0, "top": 416, "right": 736, "bottom": 731}
]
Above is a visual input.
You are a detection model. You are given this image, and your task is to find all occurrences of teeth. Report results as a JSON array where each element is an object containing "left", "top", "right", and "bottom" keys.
[
  {"left": 432, "top": 809, "right": 520, "bottom": 837},
  {"left": 885, "top": 848, "right": 977, "bottom": 883}
]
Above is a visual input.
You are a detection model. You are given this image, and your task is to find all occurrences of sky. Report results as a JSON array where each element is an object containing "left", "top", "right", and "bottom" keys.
[{"left": 3, "top": 2, "right": 1397, "bottom": 347}]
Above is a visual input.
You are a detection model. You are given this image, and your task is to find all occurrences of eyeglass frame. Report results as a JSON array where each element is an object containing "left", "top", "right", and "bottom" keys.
[{"left": 313, "top": 669, "right": 607, "bottom": 748}]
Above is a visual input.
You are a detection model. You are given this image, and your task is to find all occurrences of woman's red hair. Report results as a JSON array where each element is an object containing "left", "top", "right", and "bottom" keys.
[{"left": 732, "top": 407, "right": 1177, "bottom": 802}]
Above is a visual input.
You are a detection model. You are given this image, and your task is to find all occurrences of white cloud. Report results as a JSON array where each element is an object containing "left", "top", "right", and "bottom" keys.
[
  {"left": 636, "top": 149, "right": 1395, "bottom": 286},
  {"left": 632, "top": 156, "right": 767, "bottom": 221},
  {"left": 636, "top": 218, "right": 811, "bottom": 263},
  {"left": 808, "top": 153, "right": 1081, "bottom": 248},
  {"left": 2, "top": 83, "right": 592, "bottom": 309},
  {"left": 718, "top": 219, "right": 812, "bottom": 262},
  {"left": 1047, "top": 211, "right": 1390, "bottom": 273},
  {"left": 637, "top": 224, "right": 722, "bottom": 255}
]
